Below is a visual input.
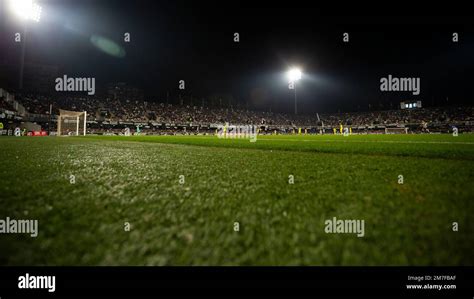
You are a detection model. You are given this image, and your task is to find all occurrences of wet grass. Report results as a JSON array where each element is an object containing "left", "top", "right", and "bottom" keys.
[{"left": 0, "top": 134, "right": 473, "bottom": 265}]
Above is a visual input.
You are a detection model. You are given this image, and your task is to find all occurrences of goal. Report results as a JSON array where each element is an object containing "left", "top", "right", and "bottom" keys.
[
  {"left": 57, "top": 109, "right": 87, "bottom": 136},
  {"left": 385, "top": 127, "right": 408, "bottom": 134}
]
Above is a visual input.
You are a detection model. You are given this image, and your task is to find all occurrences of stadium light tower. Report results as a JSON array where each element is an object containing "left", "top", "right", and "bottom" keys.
[
  {"left": 7, "top": 0, "right": 42, "bottom": 90},
  {"left": 287, "top": 67, "right": 302, "bottom": 115},
  {"left": 8, "top": 0, "right": 42, "bottom": 22}
]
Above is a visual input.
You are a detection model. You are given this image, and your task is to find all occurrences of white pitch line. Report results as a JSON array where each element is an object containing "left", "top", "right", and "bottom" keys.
[{"left": 256, "top": 138, "right": 474, "bottom": 145}]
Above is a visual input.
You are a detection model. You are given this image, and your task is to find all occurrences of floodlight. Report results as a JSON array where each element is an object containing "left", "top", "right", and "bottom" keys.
[
  {"left": 287, "top": 68, "right": 302, "bottom": 82},
  {"left": 286, "top": 67, "right": 302, "bottom": 114},
  {"left": 8, "top": 0, "right": 42, "bottom": 22}
]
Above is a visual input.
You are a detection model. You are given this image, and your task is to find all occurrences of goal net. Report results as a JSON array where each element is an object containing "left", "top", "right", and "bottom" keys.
[
  {"left": 385, "top": 127, "right": 408, "bottom": 134},
  {"left": 57, "top": 109, "right": 87, "bottom": 136}
]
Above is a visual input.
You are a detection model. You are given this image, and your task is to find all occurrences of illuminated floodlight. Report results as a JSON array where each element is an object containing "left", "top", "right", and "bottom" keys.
[
  {"left": 287, "top": 68, "right": 302, "bottom": 82},
  {"left": 31, "top": 3, "right": 42, "bottom": 22},
  {"left": 286, "top": 67, "right": 302, "bottom": 115},
  {"left": 8, "top": 0, "right": 42, "bottom": 22}
]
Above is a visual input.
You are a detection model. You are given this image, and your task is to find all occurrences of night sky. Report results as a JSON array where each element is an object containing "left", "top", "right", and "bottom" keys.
[{"left": 1, "top": 1, "right": 474, "bottom": 113}]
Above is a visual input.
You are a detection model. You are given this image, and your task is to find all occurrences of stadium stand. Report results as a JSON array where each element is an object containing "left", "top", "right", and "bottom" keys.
[{"left": 1, "top": 89, "right": 473, "bottom": 135}]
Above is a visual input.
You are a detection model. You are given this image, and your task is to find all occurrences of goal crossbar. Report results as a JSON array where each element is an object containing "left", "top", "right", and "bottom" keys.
[{"left": 384, "top": 127, "right": 408, "bottom": 134}]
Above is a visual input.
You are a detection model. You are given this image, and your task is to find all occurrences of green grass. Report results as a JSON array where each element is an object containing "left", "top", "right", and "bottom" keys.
[{"left": 0, "top": 134, "right": 473, "bottom": 265}]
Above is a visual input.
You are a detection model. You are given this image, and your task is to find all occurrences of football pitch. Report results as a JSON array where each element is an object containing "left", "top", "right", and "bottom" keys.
[{"left": 0, "top": 134, "right": 473, "bottom": 265}]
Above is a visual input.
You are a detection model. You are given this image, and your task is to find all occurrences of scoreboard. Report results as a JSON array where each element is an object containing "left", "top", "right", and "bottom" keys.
[{"left": 400, "top": 101, "right": 422, "bottom": 110}]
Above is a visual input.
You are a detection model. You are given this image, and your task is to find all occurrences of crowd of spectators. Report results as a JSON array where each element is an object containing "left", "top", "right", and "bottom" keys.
[
  {"left": 8, "top": 94, "right": 474, "bottom": 129},
  {"left": 317, "top": 106, "right": 474, "bottom": 127},
  {"left": 0, "top": 96, "right": 15, "bottom": 112}
]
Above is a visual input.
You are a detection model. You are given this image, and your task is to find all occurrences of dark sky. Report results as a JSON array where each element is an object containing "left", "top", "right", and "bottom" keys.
[{"left": 1, "top": 1, "right": 474, "bottom": 113}]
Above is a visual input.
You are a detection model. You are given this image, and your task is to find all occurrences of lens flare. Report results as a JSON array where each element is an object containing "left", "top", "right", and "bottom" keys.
[{"left": 90, "top": 35, "right": 126, "bottom": 58}]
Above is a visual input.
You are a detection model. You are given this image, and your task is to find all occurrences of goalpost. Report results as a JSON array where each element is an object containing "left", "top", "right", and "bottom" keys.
[
  {"left": 57, "top": 109, "right": 87, "bottom": 136},
  {"left": 385, "top": 127, "right": 408, "bottom": 134}
]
